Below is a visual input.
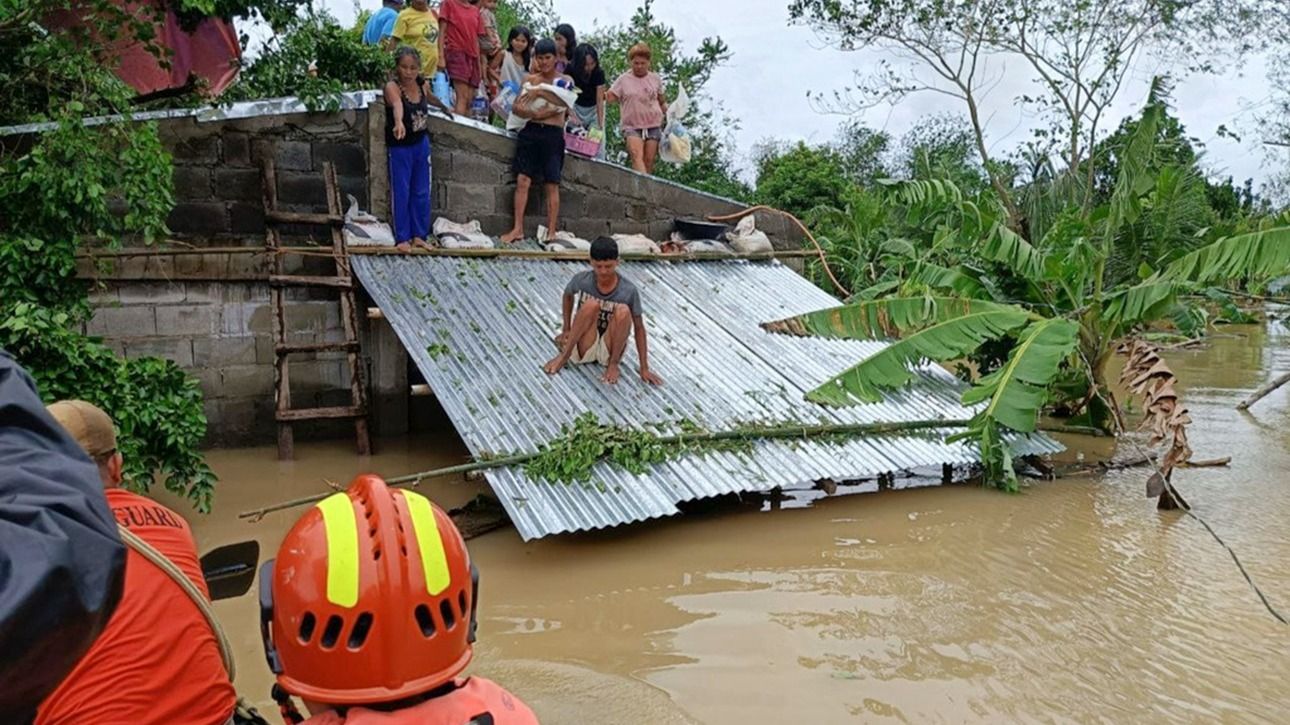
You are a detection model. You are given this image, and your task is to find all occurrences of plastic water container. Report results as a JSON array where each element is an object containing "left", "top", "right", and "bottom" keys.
[
  {"left": 470, "top": 85, "right": 489, "bottom": 122},
  {"left": 431, "top": 71, "right": 452, "bottom": 107}
]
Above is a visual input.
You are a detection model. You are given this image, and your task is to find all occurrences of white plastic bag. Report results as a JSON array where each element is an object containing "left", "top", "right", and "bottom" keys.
[
  {"left": 727, "top": 215, "right": 772, "bottom": 254},
  {"left": 433, "top": 217, "right": 495, "bottom": 249},
  {"left": 659, "top": 84, "right": 693, "bottom": 164},
  {"left": 490, "top": 80, "right": 519, "bottom": 119},
  {"left": 611, "top": 233, "right": 661, "bottom": 255},
  {"left": 342, "top": 194, "right": 395, "bottom": 246}
]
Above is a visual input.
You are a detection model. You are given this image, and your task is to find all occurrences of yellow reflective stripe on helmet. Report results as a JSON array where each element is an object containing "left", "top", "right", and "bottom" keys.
[
  {"left": 316, "top": 493, "right": 360, "bottom": 608},
  {"left": 402, "top": 491, "right": 451, "bottom": 596}
]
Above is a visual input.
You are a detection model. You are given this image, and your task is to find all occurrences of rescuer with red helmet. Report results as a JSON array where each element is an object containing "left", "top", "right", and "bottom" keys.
[{"left": 259, "top": 474, "right": 538, "bottom": 724}]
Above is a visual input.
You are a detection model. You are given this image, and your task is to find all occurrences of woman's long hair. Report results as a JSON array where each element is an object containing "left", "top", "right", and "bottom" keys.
[
  {"left": 506, "top": 25, "right": 535, "bottom": 70},
  {"left": 570, "top": 43, "right": 600, "bottom": 89},
  {"left": 553, "top": 23, "right": 576, "bottom": 57}
]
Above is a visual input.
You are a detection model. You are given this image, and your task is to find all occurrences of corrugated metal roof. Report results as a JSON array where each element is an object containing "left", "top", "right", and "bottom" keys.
[{"left": 352, "top": 256, "right": 1062, "bottom": 540}]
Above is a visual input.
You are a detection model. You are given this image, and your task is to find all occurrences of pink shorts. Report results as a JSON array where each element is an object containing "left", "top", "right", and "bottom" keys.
[{"left": 444, "top": 49, "right": 482, "bottom": 88}]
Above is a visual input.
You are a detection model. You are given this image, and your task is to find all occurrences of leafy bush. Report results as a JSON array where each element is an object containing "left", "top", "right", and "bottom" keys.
[
  {"left": 2, "top": 3, "right": 217, "bottom": 509},
  {"left": 227, "top": 10, "right": 392, "bottom": 111}
]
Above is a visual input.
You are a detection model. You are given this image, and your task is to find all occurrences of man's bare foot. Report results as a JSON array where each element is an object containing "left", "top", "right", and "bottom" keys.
[
  {"left": 412, "top": 238, "right": 433, "bottom": 250},
  {"left": 395, "top": 241, "right": 412, "bottom": 251},
  {"left": 499, "top": 229, "right": 524, "bottom": 244},
  {"left": 543, "top": 356, "right": 567, "bottom": 375},
  {"left": 602, "top": 364, "right": 621, "bottom": 385}
]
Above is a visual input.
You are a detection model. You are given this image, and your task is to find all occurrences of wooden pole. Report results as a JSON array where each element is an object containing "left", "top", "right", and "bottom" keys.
[{"left": 1236, "top": 371, "right": 1290, "bottom": 411}]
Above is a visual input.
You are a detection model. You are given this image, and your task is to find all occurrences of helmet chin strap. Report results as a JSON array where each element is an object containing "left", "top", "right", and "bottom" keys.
[{"left": 272, "top": 684, "right": 305, "bottom": 724}]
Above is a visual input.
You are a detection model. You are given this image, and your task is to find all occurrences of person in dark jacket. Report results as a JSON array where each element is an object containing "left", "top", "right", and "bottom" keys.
[{"left": 0, "top": 350, "right": 127, "bottom": 723}]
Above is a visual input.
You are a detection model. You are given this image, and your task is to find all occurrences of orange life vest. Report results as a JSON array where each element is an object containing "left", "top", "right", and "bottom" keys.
[{"left": 302, "top": 677, "right": 539, "bottom": 724}]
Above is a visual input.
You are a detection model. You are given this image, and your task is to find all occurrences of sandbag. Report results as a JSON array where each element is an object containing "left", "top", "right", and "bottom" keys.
[
  {"left": 726, "top": 215, "right": 772, "bottom": 254},
  {"left": 342, "top": 194, "right": 394, "bottom": 247},
  {"left": 538, "top": 226, "right": 591, "bottom": 252},
  {"left": 433, "top": 217, "right": 494, "bottom": 249},
  {"left": 611, "top": 233, "right": 661, "bottom": 255},
  {"left": 681, "top": 239, "right": 734, "bottom": 255}
]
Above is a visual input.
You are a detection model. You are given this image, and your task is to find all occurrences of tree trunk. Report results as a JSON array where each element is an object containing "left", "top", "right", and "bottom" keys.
[{"left": 1236, "top": 371, "right": 1290, "bottom": 411}]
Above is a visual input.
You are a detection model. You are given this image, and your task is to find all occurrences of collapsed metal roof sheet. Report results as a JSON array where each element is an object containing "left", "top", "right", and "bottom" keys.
[{"left": 352, "top": 256, "right": 1062, "bottom": 540}]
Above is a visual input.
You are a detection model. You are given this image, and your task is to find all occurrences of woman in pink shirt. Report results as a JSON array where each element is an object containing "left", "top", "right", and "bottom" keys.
[{"left": 607, "top": 43, "right": 668, "bottom": 174}]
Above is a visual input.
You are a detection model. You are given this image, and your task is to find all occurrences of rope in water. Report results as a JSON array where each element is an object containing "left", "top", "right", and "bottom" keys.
[
  {"left": 1120, "top": 434, "right": 1289, "bottom": 625},
  {"left": 1164, "top": 481, "right": 1288, "bottom": 624}
]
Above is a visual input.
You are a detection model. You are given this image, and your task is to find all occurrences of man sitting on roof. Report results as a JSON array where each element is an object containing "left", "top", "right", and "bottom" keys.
[{"left": 544, "top": 237, "right": 665, "bottom": 386}]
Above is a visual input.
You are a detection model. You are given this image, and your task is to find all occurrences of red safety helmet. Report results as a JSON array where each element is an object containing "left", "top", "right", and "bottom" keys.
[{"left": 259, "top": 475, "right": 478, "bottom": 705}]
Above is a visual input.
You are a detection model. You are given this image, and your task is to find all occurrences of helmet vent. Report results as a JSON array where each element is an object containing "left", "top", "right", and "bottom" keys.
[
  {"left": 347, "top": 612, "right": 374, "bottom": 650},
  {"left": 320, "top": 615, "right": 344, "bottom": 649},
  {"left": 440, "top": 599, "right": 457, "bottom": 630},
  {"left": 458, "top": 590, "right": 468, "bottom": 618},
  {"left": 415, "top": 604, "right": 437, "bottom": 637},
  {"left": 298, "top": 612, "right": 317, "bottom": 644}
]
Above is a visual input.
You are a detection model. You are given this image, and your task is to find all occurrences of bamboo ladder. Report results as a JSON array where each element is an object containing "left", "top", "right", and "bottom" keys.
[{"left": 260, "top": 159, "right": 371, "bottom": 460}]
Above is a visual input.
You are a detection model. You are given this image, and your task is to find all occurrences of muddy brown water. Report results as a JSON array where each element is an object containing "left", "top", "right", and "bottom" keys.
[{"left": 173, "top": 323, "right": 1290, "bottom": 723}]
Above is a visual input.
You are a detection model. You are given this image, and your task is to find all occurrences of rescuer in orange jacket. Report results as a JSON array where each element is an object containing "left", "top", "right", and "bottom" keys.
[{"left": 259, "top": 474, "right": 539, "bottom": 724}]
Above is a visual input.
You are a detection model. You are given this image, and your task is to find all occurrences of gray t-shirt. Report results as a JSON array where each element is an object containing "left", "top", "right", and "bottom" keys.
[{"left": 565, "top": 270, "right": 643, "bottom": 316}]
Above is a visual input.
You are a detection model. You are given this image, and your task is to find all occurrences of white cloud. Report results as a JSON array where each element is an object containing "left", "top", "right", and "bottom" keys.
[{"left": 322, "top": 0, "right": 1278, "bottom": 186}]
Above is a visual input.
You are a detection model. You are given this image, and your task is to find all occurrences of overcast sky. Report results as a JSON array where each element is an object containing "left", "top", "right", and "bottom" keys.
[{"left": 322, "top": 0, "right": 1279, "bottom": 187}]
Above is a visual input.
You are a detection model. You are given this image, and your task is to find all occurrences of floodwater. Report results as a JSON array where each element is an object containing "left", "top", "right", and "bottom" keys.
[{"left": 182, "top": 322, "right": 1290, "bottom": 723}]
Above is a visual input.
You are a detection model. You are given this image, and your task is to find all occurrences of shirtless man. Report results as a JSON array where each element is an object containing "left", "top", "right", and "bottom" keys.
[
  {"left": 544, "top": 237, "right": 664, "bottom": 386},
  {"left": 499, "top": 38, "right": 571, "bottom": 244}
]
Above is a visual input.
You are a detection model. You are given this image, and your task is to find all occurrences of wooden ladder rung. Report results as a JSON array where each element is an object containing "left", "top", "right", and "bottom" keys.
[
  {"left": 265, "top": 210, "right": 345, "bottom": 226},
  {"left": 270, "top": 275, "right": 353, "bottom": 289},
  {"left": 276, "top": 406, "right": 365, "bottom": 422},
  {"left": 276, "top": 341, "right": 361, "bottom": 355}
]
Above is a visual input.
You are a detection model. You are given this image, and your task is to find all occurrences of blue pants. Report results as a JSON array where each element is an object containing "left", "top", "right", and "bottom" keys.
[{"left": 388, "top": 136, "right": 431, "bottom": 243}]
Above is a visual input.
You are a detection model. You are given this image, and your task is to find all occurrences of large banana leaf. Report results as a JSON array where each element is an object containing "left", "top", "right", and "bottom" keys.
[
  {"left": 903, "top": 261, "right": 993, "bottom": 299},
  {"left": 762, "top": 296, "right": 1022, "bottom": 340},
  {"left": 961, "top": 318, "right": 1081, "bottom": 432},
  {"left": 981, "top": 222, "right": 1047, "bottom": 282},
  {"left": 1162, "top": 227, "right": 1290, "bottom": 285},
  {"left": 1102, "top": 280, "right": 1178, "bottom": 332},
  {"left": 879, "top": 178, "right": 964, "bottom": 208},
  {"left": 804, "top": 307, "right": 1034, "bottom": 405}
]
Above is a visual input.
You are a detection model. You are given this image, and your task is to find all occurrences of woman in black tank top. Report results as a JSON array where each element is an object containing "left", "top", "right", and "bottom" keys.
[{"left": 384, "top": 47, "right": 452, "bottom": 250}]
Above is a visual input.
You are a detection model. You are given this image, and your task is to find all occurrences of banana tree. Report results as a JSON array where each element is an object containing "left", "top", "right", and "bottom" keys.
[{"left": 766, "top": 85, "right": 1290, "bottom": 490}]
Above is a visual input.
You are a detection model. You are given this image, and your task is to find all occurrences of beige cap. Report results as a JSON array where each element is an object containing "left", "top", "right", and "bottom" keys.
[{"left": 47, "top": 400, "right": 118, "bottom": 460}]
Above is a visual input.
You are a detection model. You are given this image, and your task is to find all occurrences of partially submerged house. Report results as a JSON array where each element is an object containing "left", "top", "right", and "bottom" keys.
[{"left": 5, "top": 93, "right": 1060, "bottom": 538}]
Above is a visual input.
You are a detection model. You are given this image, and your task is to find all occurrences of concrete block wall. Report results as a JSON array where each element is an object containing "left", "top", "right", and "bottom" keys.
[
  {"left": 74, "top": 103, "right": 802, "bottom": 446},
  {"left": 159, "top": 110, "right": 369, "bottom": 242},
  {"left": 84, "top": 280, "right": 359, "bottom": 444}
]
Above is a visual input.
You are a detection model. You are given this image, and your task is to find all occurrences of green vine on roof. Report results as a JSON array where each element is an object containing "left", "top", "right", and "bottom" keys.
[{"left": 522, "top": 412, "right": 968, "bottom": 488}]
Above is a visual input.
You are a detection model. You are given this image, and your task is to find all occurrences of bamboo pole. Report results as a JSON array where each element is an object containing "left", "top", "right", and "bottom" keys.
[
  {"left": 75, "top": 245, "right": 821, "bottom": 262},
  {"left": 237, "top": 418, "right": 972, "bottom": 521}
]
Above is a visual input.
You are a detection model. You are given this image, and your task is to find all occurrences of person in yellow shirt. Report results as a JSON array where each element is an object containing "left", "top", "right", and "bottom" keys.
[{"left": 387, "top": 0, "right": 441, "bottom": 74}]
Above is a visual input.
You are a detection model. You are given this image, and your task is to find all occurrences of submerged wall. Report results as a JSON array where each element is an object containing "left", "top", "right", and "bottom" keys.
[{"left": 66, "top": 98, "right": 801, "bottom": 446}]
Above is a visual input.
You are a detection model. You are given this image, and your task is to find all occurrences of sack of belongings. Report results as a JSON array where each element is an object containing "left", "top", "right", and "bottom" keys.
[
  {"left": 680, "top": 238, "right": 735, "bottom": 255},
  {"left": 539, "top": 226, "right": 591, "bottom": 252},
  {"left": 433, "top": 217, "right": 495, "bottom": 249},
  {"left": 658, "top": 84, "right": 693, "bottom": 164},
  {"left": 726, "top": 214, "right": 772, "bottom": 254},
  {"left": 612, "top": 233, "right": 662, "bottom": 255},
  {"left": 342, "top": 195, "right": 395, "bottom": 246},
  {"left": 506, "top": 79, "right": 579, "bottom": 132}
]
